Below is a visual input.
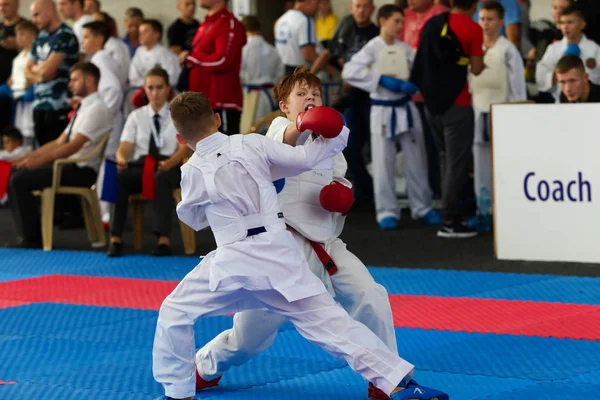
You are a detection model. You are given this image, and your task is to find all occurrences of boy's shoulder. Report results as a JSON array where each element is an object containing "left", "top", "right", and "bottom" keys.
[{"left": 265, "top": 116, "right": 292, "bottom": 142}]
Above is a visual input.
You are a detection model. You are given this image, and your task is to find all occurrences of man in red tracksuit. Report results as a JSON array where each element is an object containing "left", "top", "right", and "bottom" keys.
[{"left": 181, "top": 0, "right": 246, "bottom": 135}]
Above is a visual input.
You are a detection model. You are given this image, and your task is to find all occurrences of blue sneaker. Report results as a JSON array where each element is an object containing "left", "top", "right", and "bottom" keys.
[
  {"left": 379, "top": 216, "right": 398, "bottom": 230},
  {"left": 390, "top": 379, "right": 449, "bottom": 400},
  {"left": 420, "top": 209, "right": 442, "bottom": 225},
  {"left": 466, "top": 215, "right": 492, "bottom": 233}
]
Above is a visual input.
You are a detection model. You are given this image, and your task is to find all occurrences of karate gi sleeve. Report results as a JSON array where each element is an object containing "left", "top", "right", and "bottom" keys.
[
  {"left": 163, "top": 50, "right": 182, "bottom": 87},
  {"left": 536, "top": 43, "right": 559, "bottom": 92},
  {"left": 332, "top": 153, "right": 352, "bottom": 188},
  {"left": 256, "top": 126, "right": 349, "bottom": 180},
  {"left": 341, "top": 43, "right": 380, "bottom": 93},
  {"left": 128, "top": 52, "right": 144, "bottom": 87},
  {"left": 506, "top": 43, "right": 527, "bottom": 101},
  {"left": 99, "top": 80, "right": 124, "bottom": 115},
  {"left": 176, "top": 164, "right": 210, "bottom": 231}
]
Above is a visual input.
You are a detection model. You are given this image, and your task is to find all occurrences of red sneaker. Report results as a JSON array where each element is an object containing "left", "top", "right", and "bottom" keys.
[
  {"left": 195, "top": 368, "right": 221, "bottom": 392},
  {"left": 368, "top": 383, "right": 390, "bottom": 400}
]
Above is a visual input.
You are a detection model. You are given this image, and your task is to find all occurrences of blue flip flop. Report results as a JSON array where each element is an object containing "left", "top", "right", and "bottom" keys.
[{"left": 390, "top": 379, "right": 449, "bottom": 400}]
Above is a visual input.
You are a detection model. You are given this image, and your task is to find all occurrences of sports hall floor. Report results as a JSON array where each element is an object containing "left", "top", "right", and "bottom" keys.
[{"left": 1, "top": 203, "right": 599, "bottom": 399}]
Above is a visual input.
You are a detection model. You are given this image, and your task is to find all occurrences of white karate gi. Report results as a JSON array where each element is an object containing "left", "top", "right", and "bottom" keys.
[
  {"left": 104, "top": 37, "right": 131, "bottom": 88},
  {"left": 471, "top": 36, "right": 526, "bottom": 216},
  {"left": 129, "top": 44, "right": 181, "bottom": 88},
  {"left": 536, "top": 34, "right": 600, "bottom": 102},
  {"left": 241, "top": 35, "right": 284, "bottom": 122},
  {"left": 194, "top": 117, "right": 398, "bottom": 384},
  {"left": 152, "top": 130, "right": 414, "bottom": 399},
  {"left": 342, "top": 36, "right": 433, "bottom": 223}
]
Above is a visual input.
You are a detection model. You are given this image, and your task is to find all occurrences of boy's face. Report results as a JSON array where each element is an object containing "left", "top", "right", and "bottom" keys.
[
  {"left": 139, "top": 23, "right": 159, "bottom": 47},
  {"left": 81, "top": 28, "right": 102, "bottom": 54},
  {"left": 1, "top": 135, "right": 20, "bottom": 153},
  {"left": 125, "top": 16, "right": 142, "bottom": 37},
  {"left": 15, "top": 29, "right": 35, "bottom": 49},
  {"left": 380, "top": 11, "right": 404, "bottom": 38},
  {"left": 552, "top": 0, "right": 571, "bottom": 25},
  {"left": 479, "top": 9, "right": 503, "bottom": 36},
  {"left": 144, "top": 75, "right": 170, "bottom": 108},
  {"left": 557, "top": 67, "right": 588, "bottom": 102},
  {"left": 560, "top": 13, "right": 585, "bottom": 40},
  {"left": 279, "top": 82, "right": 323, "bottom": 121}
]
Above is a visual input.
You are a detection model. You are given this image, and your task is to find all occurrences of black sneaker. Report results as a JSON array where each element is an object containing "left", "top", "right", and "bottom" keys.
[
  {"left": 152, "top": 244, "right": 172, "bottom": 257},
  {"left": 106, "top": 241, "right": 124, "bottom": 257},
  {"left": 437, "top": 221, "right": 478, "bottom": 239}
]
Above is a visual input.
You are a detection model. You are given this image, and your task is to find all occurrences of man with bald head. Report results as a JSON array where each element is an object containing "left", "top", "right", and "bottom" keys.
[{"left": 26, "top": 0, "right": 79, "bottom": 146}]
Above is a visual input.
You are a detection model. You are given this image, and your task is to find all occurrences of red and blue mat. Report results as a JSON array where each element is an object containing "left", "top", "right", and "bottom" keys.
[{"left": 0, "top": 249, "right": 599, "bottom": 399}]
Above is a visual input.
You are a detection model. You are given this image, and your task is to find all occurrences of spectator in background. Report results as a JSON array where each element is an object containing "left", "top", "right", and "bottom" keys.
[
  {"left": 536, "top": 6, "right": 600, "bottom": 102},
  {"left": 0, "top": 127, "right": 28, "bottom": 205},
  {"left": 182, "top": 0, "right": 246, "bottom": 135},
  {"left": 4, "top": 20, "right": 37, "bottom": 142},
  {"left": 556, "top": 55, "right": 600, "bottom": 102},
  {"left": 91, "top": 11, "right": 130, "bottom": 88},
  {"left": 241, "top": 15, "right": 283, "bottom": 123},
  {"left": 411, "top": 0, "right": 484, "bottom": 238},
  {"left": 129, "top": 19, "right": 180, "bottom": 88},
  {"left": 0, "top": 0, "right": 25, "bottom": 130},
  {"left": 469, "top": 1, "right": 526, "bottom": 232},
  {"left": 316, "top": 0, "right": 338, "bottom": 49},
  {"left": 8, "top": 62, "right": 112, "bottom": 248},
  {"left": 400, "top": 0, "right": 447, "bottom": 49},
  {"left": 57, "top": 0, "right": 92, "bottom": 46},
  {"left": 167, "top": 0, "right": 200, "bottom": 56},
  {"left": 527, "top": 0, "right": 572, "bottom": 71},
  {"left": 474, "top": 0, "right": 521, "bottom": 48},
  {"left": 107, "top": 68, "right": 189, "bottom": 257},
  {"left": 26, "top": 0, "right": 80, "bottom": 146},
  {"left": 311, "top": 0, "right": 378, "bottom": 203},
  {"left": 83, "top": 0, "right": 99, "bottom": 15},
  {"left": 121, "top": 7, "right": 143, "bottom": 58}
]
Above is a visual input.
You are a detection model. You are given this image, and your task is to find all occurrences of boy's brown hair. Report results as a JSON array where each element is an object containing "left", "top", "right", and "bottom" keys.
[
  {"left": 170, "top": 92, "right": 215, "bottom": 139},
  {"left": 556, "top": 55, "right": 585, "bottom": 74},
  {"left": 273, "top": 66, "right": 323, "bottom": 103},
  {"left": 15, "top": 20, "right": 38, "bottom": 35},
  {"left": 145, "top": 67, "right": 170, "bottom": 86}
]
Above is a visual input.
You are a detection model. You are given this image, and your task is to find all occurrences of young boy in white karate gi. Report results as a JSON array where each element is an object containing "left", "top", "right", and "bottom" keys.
[
  {"left": 152, "top": 91, "right": 448, "bottom": 400},
  {"left": 193, "top": 67, "right": 397, "bottom": 400},
  {"left": 536, "top": 5, "right": 600, "bottom": 102},
  {"left": 469, "top": 2, "right": 526, "bottom": 232},
  {"left": 342, "top": 4, "right": 440, "bottom": 230}
]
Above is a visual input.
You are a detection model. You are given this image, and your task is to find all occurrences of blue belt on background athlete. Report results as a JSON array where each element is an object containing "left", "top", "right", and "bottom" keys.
[{"left": 370, "top": 97, "right": 414, "bottom": 140}]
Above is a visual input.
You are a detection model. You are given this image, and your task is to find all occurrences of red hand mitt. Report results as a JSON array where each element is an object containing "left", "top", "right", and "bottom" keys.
[{"left": 319, "top": 181, "right": 354, "bottom": 215}]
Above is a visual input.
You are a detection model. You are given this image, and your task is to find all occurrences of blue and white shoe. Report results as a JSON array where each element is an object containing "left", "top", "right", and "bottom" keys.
[
  {"left": 390, "top": 379, "right": 449, "bottom": 400},
  {"left": 379, "top": 216, "right": 398, "bottom": 230},
  {"left": 420, "top": 209, "right": 442, "bottom": 226}
]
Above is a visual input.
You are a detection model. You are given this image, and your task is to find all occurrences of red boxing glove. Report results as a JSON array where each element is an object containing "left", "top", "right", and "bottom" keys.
[
  {"left": 319, "top": 181, "right": 354, "bottom": 215},
  {"left": 296, "top": 106, "right": 344, "bottom": 138}
]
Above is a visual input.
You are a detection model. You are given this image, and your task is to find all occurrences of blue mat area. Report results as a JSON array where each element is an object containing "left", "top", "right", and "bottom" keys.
[{"left": 0, "top": 250, "right": 599, "bottom": 399}]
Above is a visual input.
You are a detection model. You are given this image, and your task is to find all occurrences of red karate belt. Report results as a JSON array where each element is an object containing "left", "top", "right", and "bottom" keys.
[
  {"left": 287, "top": 224, "right": 338, "bottom": 276},
  {"left": 141, "top": 155, "right": 157, "bottom": 201},
  {"left": 0, "top": 160, "right": 11, "bottom": 198}
]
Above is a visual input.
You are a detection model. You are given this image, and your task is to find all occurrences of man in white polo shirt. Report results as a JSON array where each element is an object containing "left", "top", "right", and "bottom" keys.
[
  {"left": 8, "top": 62, "right": 112, "bottom": 248},
  {"left": 275, "top": 0, "right": 323, "bottom": 73}
]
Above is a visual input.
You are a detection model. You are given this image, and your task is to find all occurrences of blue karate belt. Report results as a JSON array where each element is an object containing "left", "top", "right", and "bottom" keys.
[
  {"left": 247, "top": 226, "right": 267, "bottom": 236},
  {"left": 482, "top": 112, "right": 490, "bottom": 142},
  {"left": 370, "top": 97, "right": 413, "bottom": 141}
]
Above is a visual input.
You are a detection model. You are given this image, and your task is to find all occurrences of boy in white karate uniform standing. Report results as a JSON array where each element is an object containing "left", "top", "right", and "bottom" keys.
[
  {"left": 193, "top": 67, "right": 398, "bottom": 400},
  {"left": 152, "top": 91, "right": 448, "bottom": 400},
  {"left": 536, "top": 6, "right": 600, "bottom": 102},
  {"left": 469, "top": 1, "right": 526, "bottom": 232},
  {"left": 342, "top": 4, "right": 440, "bottom": 230}
]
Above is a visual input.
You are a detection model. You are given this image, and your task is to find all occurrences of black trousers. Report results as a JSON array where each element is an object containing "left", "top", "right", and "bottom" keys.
[
  {"left": 215, "top": 108, "right": 241, "bottom": 136},
  {"left": 110, "top": 160, "right": 182, "bottom": 238},
  {"left": 425, "top": 104, "right": 474, "bottom": 223},
  {"left": 8, "top": 164, "right": 97, "bottom": 242},
  {"left": 415, "top": 102, "right": 441, "bottom": 198},
  {"left": 33, "top": 108, "right": 71, "bottom": 146},
  {"left": 345, "top": 87, "right": 373, "bottom": 201}
]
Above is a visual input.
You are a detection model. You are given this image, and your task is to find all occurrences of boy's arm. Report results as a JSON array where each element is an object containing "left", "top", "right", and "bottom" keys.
[
  {"left": 341, "top": 43, "right": 380, "bottom": 93},
  {"left": 176, "top": 163, "right": 210, "bottom": 231},
  {"left": 506, "top": 44, "right": 527, "bottom": 102},
  {"left": 536, "top": 44, "right": 559, "bottom": 92}
]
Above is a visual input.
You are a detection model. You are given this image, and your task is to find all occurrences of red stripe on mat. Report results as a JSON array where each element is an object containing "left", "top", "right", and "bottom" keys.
[
  {"left": 0, "top": 275, "right": 598, "bottom": 340},
  {"left": 389, "top": 294, "right": 600, "bottom": 341}
]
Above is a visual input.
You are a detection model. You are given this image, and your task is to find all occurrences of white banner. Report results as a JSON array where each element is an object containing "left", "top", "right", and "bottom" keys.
[{"left": 492, "top": 103, "right": 600, "bottom": 263}]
